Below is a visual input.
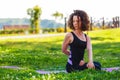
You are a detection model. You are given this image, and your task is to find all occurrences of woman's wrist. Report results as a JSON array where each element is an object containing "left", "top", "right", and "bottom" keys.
[{"left": 88, "top": 60, "right": 93, "bottom": 63}]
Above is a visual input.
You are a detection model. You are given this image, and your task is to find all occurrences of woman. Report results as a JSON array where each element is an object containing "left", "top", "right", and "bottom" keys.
[{"left": 62, "top": 10, "right": 101, "bottom": 73}]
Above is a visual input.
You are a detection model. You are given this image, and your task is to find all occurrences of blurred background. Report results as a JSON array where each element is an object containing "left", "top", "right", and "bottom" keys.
[{"left": 0, "top": 0, "right": 120, "bottom": 35}]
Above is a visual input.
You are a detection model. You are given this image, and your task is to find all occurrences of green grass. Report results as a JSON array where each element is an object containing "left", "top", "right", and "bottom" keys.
[{"left": 0, "top": 28, "right": 120, "bottom": 80}]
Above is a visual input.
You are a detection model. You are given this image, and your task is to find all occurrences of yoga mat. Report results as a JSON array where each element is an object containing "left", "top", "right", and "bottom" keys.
[
  {"left": 36, "top": 70, "right": 67, "bottom": 74},
  {"left": 101, "top": 67, "right": 120, "bottom": 72},
  {"left": 36, "top": 67, "right": 120, "bottom": 74}
]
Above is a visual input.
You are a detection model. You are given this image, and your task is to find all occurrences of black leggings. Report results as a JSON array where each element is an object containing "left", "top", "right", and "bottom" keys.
[{"left": 66, "top": 61, "right": 101, "bottom": 73}]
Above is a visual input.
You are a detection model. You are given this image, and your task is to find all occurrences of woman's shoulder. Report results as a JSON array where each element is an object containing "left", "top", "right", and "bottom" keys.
[
  {"left": 65, "top": 32, "right": 73, "bottom": 37},
  {"left": 64, "top": 32, "right": 74, "bottom": 42},
  {"left": 84, "top": 33, "right": 91, "bottom": 41},
  {"left": 64, "top": 32, "right": 74, "bottom": 43},
  {"left": 84, "top": 33, "right": 89, "bottom": 37}
]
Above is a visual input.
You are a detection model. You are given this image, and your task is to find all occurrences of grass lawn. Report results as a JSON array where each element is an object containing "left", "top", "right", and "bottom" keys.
[{"left": 0, "top": 28, "right": 120, "bottom": 80}]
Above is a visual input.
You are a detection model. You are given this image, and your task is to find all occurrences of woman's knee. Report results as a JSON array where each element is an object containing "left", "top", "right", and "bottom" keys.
[
  {"left": 66, "top": 63, "right": 74, "bottom": 73},
  {"left": 93, "top": 61, "right": 101, "bottom": 70}
]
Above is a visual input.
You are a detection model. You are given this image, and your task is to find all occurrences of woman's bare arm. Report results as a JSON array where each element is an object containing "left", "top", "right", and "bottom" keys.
[
  {"left": 62, "top": 33, "right": 72, "bottom": 56},
  {"left": 86, "top": 36, "right": 95, "bottom": 68}
]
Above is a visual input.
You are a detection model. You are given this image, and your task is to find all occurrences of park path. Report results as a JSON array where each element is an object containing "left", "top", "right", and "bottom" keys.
[{"left": 0, "top": 33, "right": 66, "bottom": 40}]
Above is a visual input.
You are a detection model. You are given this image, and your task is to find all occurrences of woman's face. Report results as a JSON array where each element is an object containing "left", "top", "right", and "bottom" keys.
[{"left": 73, "top": 15, "right": 81, "bottom": 30}]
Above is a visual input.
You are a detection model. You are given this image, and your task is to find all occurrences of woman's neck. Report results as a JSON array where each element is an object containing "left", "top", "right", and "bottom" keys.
[{"left": 74, "top": 29, "right": 83, "bottom": 34}]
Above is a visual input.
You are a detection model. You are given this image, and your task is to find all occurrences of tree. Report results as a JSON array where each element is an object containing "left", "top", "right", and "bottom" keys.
[
  {"left": 52, "top": 11, "right": 63, "bottom": 32},
  {"left": 27, "top": 5, "right": 42, "bottom": 33},
  {"left": 90, "top": 17, "right": 93, "bottom": 31},
  {"left": 52, "top": 11, "right": 63, "bottom": 20},
  {"left": 27, "top": 8, "right": 34, "bottom": 29},
  {"left": 102, "top": 17, "right": 105, "bottom": 29},
  {"left": 64, "top": 17, "right": 67, "bottom": 33}
]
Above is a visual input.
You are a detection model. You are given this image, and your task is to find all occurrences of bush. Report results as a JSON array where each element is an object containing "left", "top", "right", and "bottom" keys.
[
  {"left": 56, "top": 27, "right": 64, "bottom": 33},
  {"left": 42, "top": 28, "right": 56, "bottom": 33},
  {"left": 0, "top": 30, "right": 25, "bottom": 34}
]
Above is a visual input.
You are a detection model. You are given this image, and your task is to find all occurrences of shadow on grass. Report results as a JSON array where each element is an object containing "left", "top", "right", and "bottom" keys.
[
  {"left": 92, "top": 42, "right": 120, "bottom": 67},
  {"left": 0, "top": 39, "right": 120, "bottom": 70},
  {"left": 91, "top": 37, "right": 114, "bottom": 41},
  {"left": 0, "top": 39, "right": 66, "bottom": 70}
]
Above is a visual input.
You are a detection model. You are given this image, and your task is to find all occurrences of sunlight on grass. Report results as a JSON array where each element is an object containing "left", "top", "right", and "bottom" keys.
[{"left": 0, "top": 28, "right": 120, "bottom": 79}]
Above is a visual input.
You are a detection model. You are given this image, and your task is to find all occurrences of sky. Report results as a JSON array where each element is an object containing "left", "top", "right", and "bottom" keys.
[{"left": 0, "top": 0, "right": 120, "bottom": 21}]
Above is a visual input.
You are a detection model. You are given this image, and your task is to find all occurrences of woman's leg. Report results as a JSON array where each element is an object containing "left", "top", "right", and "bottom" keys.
[
  {"left": 66, "top": 61, "right": 101, "bottom": 73},
  {"left": 77, "top": 63, "right": 88, "bottom": 71},
  {"left": 77, "top": 61, "right": 101, "bottom": 71},
  {"left": 66, "top": 62, "right": 74, "bottom": 73},
  {"left": 93, "top": 61, "right": 101, "bottom": 70}
]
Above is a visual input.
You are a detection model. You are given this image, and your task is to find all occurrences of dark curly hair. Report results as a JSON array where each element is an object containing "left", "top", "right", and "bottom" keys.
[{"left": 68, "top": 10, "right": 90, "bottom": 31}]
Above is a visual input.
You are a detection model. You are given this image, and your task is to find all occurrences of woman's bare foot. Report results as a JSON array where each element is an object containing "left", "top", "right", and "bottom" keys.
[{"left": 79, "top": 60, "right": 85, "bottom": 66}]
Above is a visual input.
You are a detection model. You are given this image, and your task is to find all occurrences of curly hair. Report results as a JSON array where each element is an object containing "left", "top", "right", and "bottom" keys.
[{"left": 68, "top": 10, "right": 90, "bottom": 31}]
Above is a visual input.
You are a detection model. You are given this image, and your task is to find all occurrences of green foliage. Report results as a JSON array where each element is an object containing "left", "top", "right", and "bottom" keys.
[
  {"left": 27, "top": 5, "right": 42, "bottom": 34},
  {"left": 42, "top": 27, "right": 71, "bottom": 33},
  {"left": 0, "top": 28, "right": 120, "bottom": 79},
  {"left": 56, "top": 27, "right": 64, "bottom": 33},
  {"left": 0, "top": 30, "right": 25, "bottom": 34},
  {"left": 52, "top": 11, "right": 63, "bottom": 20},
  {"left": 42, "top": 28, "right": 56, "bottom": 33}
]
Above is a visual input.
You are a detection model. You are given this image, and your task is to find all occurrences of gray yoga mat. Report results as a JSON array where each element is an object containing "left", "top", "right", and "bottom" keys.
[
  {"left": 36, "top": 67, "right": 120, "bottom": 74},
  {"left": 0, "top": 66, "right": 119, "bottom": 74}
]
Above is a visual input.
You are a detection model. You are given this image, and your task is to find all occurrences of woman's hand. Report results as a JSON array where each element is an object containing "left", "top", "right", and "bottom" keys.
[
  {"left": 79, "top": 60, "right": 85, "bottom": 66},
  {"left": 87, "top": 62, "right": 95, "bottom": 69},
  {"left": 65, "top": 50, "right": 70, "bottom": 56}
]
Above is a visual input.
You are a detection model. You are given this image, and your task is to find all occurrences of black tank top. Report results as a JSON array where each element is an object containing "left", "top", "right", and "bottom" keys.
[{"left": 69, "top": 32, "right": 87, "bottom": 67}]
